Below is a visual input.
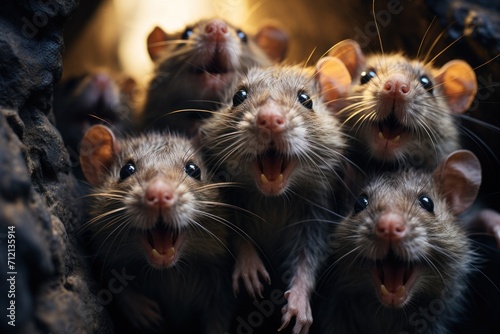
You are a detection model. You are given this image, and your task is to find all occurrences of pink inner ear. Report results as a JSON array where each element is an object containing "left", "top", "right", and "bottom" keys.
[
  {"left": 328, "top": 39, "right": 365, "bottom": 79},
  {"left": 316, "top": 57, "right": 352, "bottom": 110},
  {"left": 436, "top": 60, "right": 477, "bottom": 114},
  {"left": 435, "top": 150, "right": 481, "bottom": 215},
  {"left": 254, "top": 25, "right": 288, "bottom": 63},
  {"left": 147, "top": 26, "right": 170, "bottom": 62}
]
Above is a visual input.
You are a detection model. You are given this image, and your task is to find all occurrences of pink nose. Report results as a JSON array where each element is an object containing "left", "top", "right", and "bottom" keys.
[
  {"left": 205, "top": 19, "right": 228, "bottom": 39},
  {"left": 257, "top": 109, "right": 286, "bottom": 133},
  {"left": 383, "top": 74, "right": 410, "bottom": 97},
  {"left": 145, "top": 178, "right": 176, "bottom": 208},
  {"left": 375, "top": 212, "right": 406, "bottom": 241}
]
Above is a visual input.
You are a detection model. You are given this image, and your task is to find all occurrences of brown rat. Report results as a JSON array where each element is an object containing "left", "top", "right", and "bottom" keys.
[
  {"left": 328, "top": 39, "right": 477, "bottom": 171},
  {"left": 141, "top": 18, "right": 288, "bottom": 137},
  {"left": 53, "top": 71, "right": 136, "bottom": 178},
  {"left": 79, "top": 125, "right": 234, "bottom": 334},
  {"left": 314, "top": 149, "right": 481, "bottom": 334},
  {"left": 199, "top": 57, "right": 351, "bottom": 334}
]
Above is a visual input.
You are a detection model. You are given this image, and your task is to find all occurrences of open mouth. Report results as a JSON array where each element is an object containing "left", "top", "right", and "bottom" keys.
[
  {"left": 377, "top": 112, "right": 408, "bottom": 142},
  {"left": 252, "top": 149, "right": 296, "bottom": 196},
  {"left": 372, "top": 252, "right": 417, "bottom": 307},
  {"left": 193, "top": 51, "right": 232, "bottom": 75},
  {"left": 139, "top": 221, "right": 184, "bottom": 269}
]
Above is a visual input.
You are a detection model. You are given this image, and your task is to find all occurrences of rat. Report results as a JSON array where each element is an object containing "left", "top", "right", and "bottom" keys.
[
  {"left": 199, "top": 57, "right": 352, "bottom": 334},
  {"left": 53, "top": 71, "right": 137, "bottom": 177},
  {"left": 140, "top": 17, "right": 288, "bottom": 137},
  {"left": 328, "top": 39, "right": 500, "bottom": 251},
  {"left": 313, "top": 149, "right": 481, "bottom": 334},
  {"left": 79, "top": 124, "right": 234, "bottom": 334},
  {"left": 327, "top": 38, "right": 477, "bottom": 171}
]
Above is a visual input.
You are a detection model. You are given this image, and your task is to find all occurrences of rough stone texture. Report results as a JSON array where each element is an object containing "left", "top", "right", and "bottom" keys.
[{"left": 0, "top": 1, "right": 112, "bottom": 333}]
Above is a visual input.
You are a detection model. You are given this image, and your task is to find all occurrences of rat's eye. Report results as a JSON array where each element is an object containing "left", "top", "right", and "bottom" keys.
[
  {"left": 360, "top": 69, "right": 377, "bottom": 85},
  {"left": 418, "top": 195, "right": 434, "bottom": 213},
  {"left": 185, "top": 162, "right": 201, "bottom": 180},
  {"left": 354, "top": 195, "right": 369, "bottom": 213},
  {"left": 419, "top": 75, "right": 433, "bottom": 94},
  {"left": 298, "top": 91, "right": 313, "bottom": 109},
  {"left": 232, "top": 88, "right": 248, "bottom": 107},
  {"left": 181, "top": 27, "right": 193, "bottom": 40},
  {"left": 119, "top": 162, "right": 136, "bottom": 180},
  {"left": 236, "top": 29, "right": 247, "bottom": 43}
]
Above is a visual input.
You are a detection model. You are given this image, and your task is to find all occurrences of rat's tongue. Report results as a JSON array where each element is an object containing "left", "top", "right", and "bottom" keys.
[
  {"left": 381, "top": 263, "right": 406, "bottom": 292},
  {"left": 148, "top": 227, "right": 176, "bottom": 260},
  {"left": 379, "top": 113, "right": 403, "bottom": 140},
  {"left": 260, "top": 154, "right": 283, "bottom": 182}
]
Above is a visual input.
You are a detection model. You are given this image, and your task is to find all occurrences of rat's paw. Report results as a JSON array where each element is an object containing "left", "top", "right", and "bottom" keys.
[
  {"left": 472, "top": 209, "right": 500, "bottom": 248},
  {"left": 117, "top": 288, "right": 163, "bottom": 330},
  {"left": 278, "top": 290, "right": 312, "bottom": 334},
  {"left": 232, "top": 244, "right": 270, "bottom": 299}
]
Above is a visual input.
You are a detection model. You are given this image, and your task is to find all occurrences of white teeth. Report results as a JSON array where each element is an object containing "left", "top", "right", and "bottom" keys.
[
  {"left": 378, "top": 132, "right": 384, "bottom": 140},
  {"left": 166, "top": 247, "right": 175, "bottom": 258},
  {"left": 277, "top": 174, "right": 283, "bottom": 183},
  {"left": 396, "top": 285, "right": 406, "bottom": 298},
  {"left": 394, "top": 135, "right": 401, "bottom": 143},
  {"left": 380, "top": 284, "right": 390, "bottom": 297},
  {"left": 260, "top": 174, "right": 269, "bottom": 184}
]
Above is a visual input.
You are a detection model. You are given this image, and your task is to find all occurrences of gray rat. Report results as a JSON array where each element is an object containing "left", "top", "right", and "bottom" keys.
[
  {"left": 199, "top": 57, "right": 352, "bottom": 334},
  {"left": 314, "top": 149, "right": 481, "bottom": 334},
  {"left": 141, "top": 18, "right": 288, "bottom": 137},
  {"left": 79, "top": 124, "right": 234, "bottom": 334}
]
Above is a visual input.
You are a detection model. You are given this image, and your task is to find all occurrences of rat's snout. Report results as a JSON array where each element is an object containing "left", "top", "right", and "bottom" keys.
[
  {"left": 257, "top": 101, "right": 287, "bottom": 133},
  {"left": 382, "top": 73, "right": 410, "bottom": 99},
  {"left": 145, "top": 178, "right": 177, "bottom": 208},
  {"left": 205, "top": 19, "right": 229, "bottom": 41},
  {"left": 375, "top": 212, "right": 406, "bottom": 241}
]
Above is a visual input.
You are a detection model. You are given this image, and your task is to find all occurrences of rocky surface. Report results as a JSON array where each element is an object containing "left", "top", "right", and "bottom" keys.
[{"left": 0, "top": 1, "right": 112, "bottom": 333}]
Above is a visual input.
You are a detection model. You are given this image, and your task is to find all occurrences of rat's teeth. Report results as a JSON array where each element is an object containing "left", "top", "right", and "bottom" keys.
[
  {"left": 277, "top": 174, "right": 283, "bottom": 183},
  {"left": 380, "top": 284, "right": 390, "bottom": 297},
  {"left": 151, "top": 248, "right": 161, "bottom": 259},
  {"left": 378, "top": 132, "right": 385, "bottom": 140},
  {"left": 166, "top": 247, "right": 175, "bottom": 258},
  {"left": 396, "top": 285, "right": 406, "bottom": 298},
  {"left": 261, "top": 174, "right": 269, "bottom": 184},
  {"left": 394, "top": 135, "right": 401, "bottom": 143}
]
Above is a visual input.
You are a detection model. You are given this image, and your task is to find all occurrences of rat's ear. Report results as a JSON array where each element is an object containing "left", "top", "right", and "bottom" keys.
[
  {"left": 328, "top": 39, "right": 365, "bottom": 79},
  {"left": 254, "top": 24, "right": 288, "bottom": 63},
  {"left": 147, "top": 26, "right": 173, "bottom": 62},
  {"left": 80, "top": 125, "right": 120, "bottom": 186},
  {"left": 435, "top": 60, "right": 477, "bottom": 114},
  {"left": 316, "top": 56, "right": 352, "bottom": 112},
  {"left": 433, "top": 150, "right": 481, "bottom": 215}
]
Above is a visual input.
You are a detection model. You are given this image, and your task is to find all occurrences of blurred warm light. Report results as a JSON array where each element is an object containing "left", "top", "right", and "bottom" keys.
[{"left": 114, "top": 0, "right": 248, "bottom": 84}]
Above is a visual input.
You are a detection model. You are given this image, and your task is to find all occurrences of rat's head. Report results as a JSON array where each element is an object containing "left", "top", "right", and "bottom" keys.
[
  {"left": 80, "top": 125, "right": 227, "bottom": 270},
  {"left": 147, "top": 18, "right": 288, "bottom": 101},
  {"left": 332, "top": 150, "right": 480, "bottom": 308},
  {"left": 200, "top": 58, "right": 351, "bottom": 196},
  {"left": 329, "top": 39, "right": 477, "bottom": 167}
]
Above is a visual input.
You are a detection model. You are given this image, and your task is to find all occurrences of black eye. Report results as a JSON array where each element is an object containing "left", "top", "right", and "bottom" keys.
[
  {"left": 418, "top": 195, "right": 434, "bottom": 213},
  {"left": 236, "top": 29, "right": 247, "bottom": 43},
  {"left": 119, "top": 162, "right": 136, "bottom": 180},
  {"left": 298, "top": 91, "right": 313, "bottom": 109},
  {"left": 232, "top": 88, "right": 248, "bottom": 107},
  {"left": 185, "top": 162, "right": 201, "bottom": 180},
  {"left": 419, "top": 75, "right": 433, "bottom": 94},
  {"left": 181, "top": 28, "right": 193, "bottom": 40},
  {"left": 354, "top": 195, "right": 369, "bottom": 213},
  {"left": 360, "top": 69, "right": 377, "bottom": 85}
]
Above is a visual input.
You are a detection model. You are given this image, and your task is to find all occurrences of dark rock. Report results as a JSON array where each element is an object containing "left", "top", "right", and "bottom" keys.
[{"left": 0, "top": 1, "right": 113, "bottom": 333}]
